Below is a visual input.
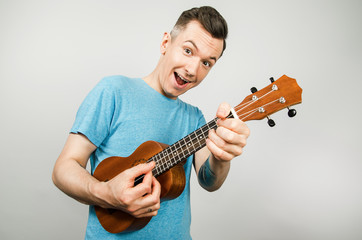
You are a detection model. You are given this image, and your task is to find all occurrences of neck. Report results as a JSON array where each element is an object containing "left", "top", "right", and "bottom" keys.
[
  {"left": 143, "top": 70, "right": 178, "bottom": 100},
  {"left": 143, "top": 71, "right": 160, "bottom": 93}
]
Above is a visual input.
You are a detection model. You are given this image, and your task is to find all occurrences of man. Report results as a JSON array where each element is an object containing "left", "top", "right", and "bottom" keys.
[{"left": 52, "top": 6, "right": 250, "bottom": 239}]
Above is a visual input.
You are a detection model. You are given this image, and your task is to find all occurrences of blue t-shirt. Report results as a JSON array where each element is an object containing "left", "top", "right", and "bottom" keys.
[{"left": 70, "top": 76, "right": 206, "bottom": 239}]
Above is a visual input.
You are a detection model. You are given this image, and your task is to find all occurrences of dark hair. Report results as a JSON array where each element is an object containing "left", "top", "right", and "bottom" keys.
[{"left": 171, "top": 6, "right": 228, "bottom": 56}]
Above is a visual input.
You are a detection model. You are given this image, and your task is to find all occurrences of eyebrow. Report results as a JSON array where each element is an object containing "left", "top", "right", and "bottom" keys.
[{"left": 185, "top": 40, "right": 217, "bottom": 62}]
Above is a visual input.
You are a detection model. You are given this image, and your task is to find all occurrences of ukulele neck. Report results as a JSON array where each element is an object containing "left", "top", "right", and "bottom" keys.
[{"left": 150, "top": 111, "right": 235, "bottom": 178}]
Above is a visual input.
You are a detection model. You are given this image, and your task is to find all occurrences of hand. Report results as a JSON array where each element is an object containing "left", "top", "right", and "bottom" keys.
[
  {"left": 102, "top": 161, "right": 161, "bottom": 218},
  {"left": 206, "top": 103, "right": 250, "bottom": 161}
]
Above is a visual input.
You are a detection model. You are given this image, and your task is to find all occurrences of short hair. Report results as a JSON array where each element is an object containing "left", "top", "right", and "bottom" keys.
[{"left": 171, "top": 6, "right": 228, "bottom": 57}]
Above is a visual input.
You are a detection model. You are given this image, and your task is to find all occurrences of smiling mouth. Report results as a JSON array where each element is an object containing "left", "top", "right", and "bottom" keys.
[{"left": 174, "top": 72, "right": 190, "bottom": 86}]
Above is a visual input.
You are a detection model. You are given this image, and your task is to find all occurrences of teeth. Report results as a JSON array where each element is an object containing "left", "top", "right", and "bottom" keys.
[{"left": 176, "top": 73, "right": 189, "bottom": 83}]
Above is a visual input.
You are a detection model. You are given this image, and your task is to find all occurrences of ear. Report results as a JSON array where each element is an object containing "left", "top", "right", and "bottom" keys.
[{"left": 160, "top": 32, "right": 171, "bottom": 55}]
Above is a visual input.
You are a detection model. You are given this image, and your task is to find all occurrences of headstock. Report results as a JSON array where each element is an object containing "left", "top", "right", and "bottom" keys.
[{"left": 233, "top": 75, "right": 302, "bottom": 126}]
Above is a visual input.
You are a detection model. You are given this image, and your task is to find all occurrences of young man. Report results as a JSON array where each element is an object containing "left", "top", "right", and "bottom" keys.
[{"left": 52, "top": 6, "right": 250, "bottom": 239}]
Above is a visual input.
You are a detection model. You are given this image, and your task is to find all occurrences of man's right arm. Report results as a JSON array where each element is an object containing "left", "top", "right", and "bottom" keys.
[{"left": 52, "top": 133, "right": 161, "bottom": 218}]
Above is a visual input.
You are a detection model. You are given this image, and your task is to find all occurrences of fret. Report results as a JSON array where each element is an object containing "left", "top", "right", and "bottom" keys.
[
  {"left": 188, "top": 131, "right": 197, "bottom": 150},
  {"left": 197, "top": 129, "right": 205, "bottom": 147},
  {"left": 186, "top": 134, "right": 195, "bottom": 153},
  {"left": 159, "top": 153, "right": 167, "bottom": 174},
  {"left": 161, "top": 149, "right": 168, "bottom": 167},
  {"left": 194, "top": 128, "right": 202, "bottom": 148},
  {"left": 166, "top": 151, "right": 173, "bottom": 168},
  {"left": 169, "top": 147, "right": 175, "bottom": 162},
  {"left": 150, "top": 118, "right": 221, "bottom": 178},
  {"left": 142, "top": 114, "right": 250, "bottom": 179},
  {"left": 162, "top": 150, "right": 169, "bottom": 172},
  {"left": 160, "top": 151, "right": 167, "bottom": 172},
  {"left": 170, "top": 144, "right": 176, "bottom": 161},
  {"left": 152, "top": 165, "right": 158, "bottom": 177},
  {"left": 172, "top": 148, "right": 178, "bottom": 166},
  {"left": 181, "top": 138, "right": 188, "bottom": 157},
  {"left": 210, "top": 118, "right": 217, "bottom": 126},
  {"left": 175, "top": 140, "right": 184, "bottom": 159},
  {"left": 160, "top": 160, "right": 166, "bottom": 173},
  {"left": 165, "top": 158, "right": 171, "bottom": 168},
  {"left": 155, "top": 154, "right": 163, "bottom": 174},
  {"left": 158, "top": 153, "right": 165, "bottom": 173},
  {"left": 181, "top": 137, "right": 190, "bottom": 156},
  {"left": 148, "top": 155, "right": 158, "bottom": 177}
]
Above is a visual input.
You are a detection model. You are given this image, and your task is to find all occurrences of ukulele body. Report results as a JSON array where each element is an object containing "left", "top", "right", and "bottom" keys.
[{"left": 93, "top": 140, "right": 186, "bottom": 233}]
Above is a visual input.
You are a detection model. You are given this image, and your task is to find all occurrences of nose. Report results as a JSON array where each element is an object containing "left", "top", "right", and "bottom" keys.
[{"left": 185, "top": 57, "right": 199, "bottom": 77}]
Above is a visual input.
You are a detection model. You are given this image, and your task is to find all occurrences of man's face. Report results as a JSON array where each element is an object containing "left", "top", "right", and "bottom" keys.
[{"left": 157, "top": 20, "right": 224, "bottom": 99}]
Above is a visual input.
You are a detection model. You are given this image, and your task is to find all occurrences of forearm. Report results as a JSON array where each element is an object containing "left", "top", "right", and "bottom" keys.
[
  {"left": 53, "top": 152, "right": 161, "bottom": 218},
  {"left": 197, "top": 154, "right": 230, "bottom": 192},
  {"left": 52, "top": 158, "right": 109, "bottom": 208}
]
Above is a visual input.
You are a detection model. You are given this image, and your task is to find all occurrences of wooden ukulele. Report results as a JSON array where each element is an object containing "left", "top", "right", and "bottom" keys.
[{"left": 93, "top": 75, "right": 303, "bottom": 233}]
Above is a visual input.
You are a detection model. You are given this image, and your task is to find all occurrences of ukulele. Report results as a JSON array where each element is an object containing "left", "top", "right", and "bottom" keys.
[{"left": 93, "top": 74, "right": 303, "bottom": 233}]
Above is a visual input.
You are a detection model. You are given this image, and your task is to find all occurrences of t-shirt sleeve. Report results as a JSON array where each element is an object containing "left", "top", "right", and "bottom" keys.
[
  {"left": 196, "top": 108, "right": 206, "bottom": 129},
  {"left": 70, "top": 79, "right": 116, "bottom": 147}
]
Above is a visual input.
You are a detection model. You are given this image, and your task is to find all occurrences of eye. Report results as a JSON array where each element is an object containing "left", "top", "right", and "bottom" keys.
[
  {"left": 202, "top": 61, "right": 211, "bottom": 67},
  {"left": 184, "top": 48, "right": 192, "bottom": 55}
]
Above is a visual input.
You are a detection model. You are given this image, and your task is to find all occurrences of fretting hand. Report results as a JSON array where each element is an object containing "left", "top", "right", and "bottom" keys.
[{"left": 206, "top": 103, "right": 250, "bottom": 162}]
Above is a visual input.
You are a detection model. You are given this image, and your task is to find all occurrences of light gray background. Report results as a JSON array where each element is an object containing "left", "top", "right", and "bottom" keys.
[{"left": 1, "top": 0, "right": 361, "bottom": 239}]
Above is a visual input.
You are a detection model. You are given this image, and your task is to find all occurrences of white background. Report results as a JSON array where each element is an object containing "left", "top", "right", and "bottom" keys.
[{"left": 1, "top": 0, "right": 361, "bottom": 239}]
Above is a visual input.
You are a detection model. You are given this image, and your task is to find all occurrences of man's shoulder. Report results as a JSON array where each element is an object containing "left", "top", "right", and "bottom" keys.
[
  {"left": 178, "top": 98, "right": 204, "bottom": 118},
  {"left": 98, "top": 75, "right": 138, "bottom": 89}
]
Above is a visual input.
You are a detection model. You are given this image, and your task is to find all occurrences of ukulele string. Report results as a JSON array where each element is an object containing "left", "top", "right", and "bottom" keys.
[
  {"left": 135, "top": 89, "right": 279, "bottom": 184},
  {"left": 236, "top": 98, "right": 282, "bottom": 121},
  {"left": 156, "top": 122, "right": 214, "bottom": 170},
  {"left": 232, "top": 101, "right": 250, "bottom": 111},
  {"left": 233, "top": 88, "right": 275, "bottom": 116},
  {"left": 134, "top": 120, "right": 218, "bottom": 183}
]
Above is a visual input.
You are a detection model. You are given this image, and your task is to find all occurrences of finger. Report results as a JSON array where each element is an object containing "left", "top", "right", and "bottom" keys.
[
  {"left": 134, "top": 184, "right": 161, "bottom": 217},
  {"left": 217, "top": 118, "right": 250, "bottom": 136},
  {"left": 134, "top": 204, "right": 160, "bottom": 218},
  {"left": 216, "top": 102, "right": 231, "bottom": 119},
  {"left": 129, "top": 177, "right": 161, "bottom": 207},
  {"left": 125, "top": 161, "right": 155, "bottom": 182},
  {"left": 128, "top": 172, "right": 154, "bottom": 199},
  {"left": 206, "top": 137, "right": 234, "bottom": 161},
  {"left": 126, "top": 162, "right": 155, "bottom": 198},
  {"left": 208, "top": 129, "right": 244, "bottom": 157},
  {"left": 208, "top": 129, "right": 227, "bottom": 149},
  {"left": 134, "top": 177, "right": 161, "bottom": 207},
  {"left": 130, "top": 178, "right": 161, "bottom": 217},
  {"left": 214, "top": 126, "right": 245, "bottom": 146},
  {"left": 125, "top": 199, "right": 160, "bottom": 218},
  {"left": 151, "top": 177, "right": 161, "bottom": 198}
]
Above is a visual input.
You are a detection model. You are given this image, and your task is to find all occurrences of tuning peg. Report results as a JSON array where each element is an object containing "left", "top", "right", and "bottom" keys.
[
  {"left": 269, "top": 77, "right": 275, "bottom": 83},
  {"left": 267, "top": 116, "right": 275, "bottom": 127},
  {"left": 287, "top": 107, "right": 297, "bottom": 117},
  {"left": 250, "top": 87, "right": 258, "bottom": 93}
]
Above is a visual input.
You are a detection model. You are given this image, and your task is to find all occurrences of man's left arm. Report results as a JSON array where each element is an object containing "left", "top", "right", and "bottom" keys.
[{"left": 194, "top": 103, "right": 250, "bottom": 191}]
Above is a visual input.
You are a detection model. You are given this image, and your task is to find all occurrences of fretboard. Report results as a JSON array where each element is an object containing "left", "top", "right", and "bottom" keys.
[
  {"left": 150, "top": 118, "right": 218, "bottom": 178},
  {"left": 152, "top": 110, "right": 234, "bottom": 177},
  {"left": 133, "top": 112, "right": 234, "bottom": 185}
]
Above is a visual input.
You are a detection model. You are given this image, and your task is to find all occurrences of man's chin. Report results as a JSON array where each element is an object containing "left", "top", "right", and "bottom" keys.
[{"left": 162, "top": 90, "right": 179, "bottom": 100}]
